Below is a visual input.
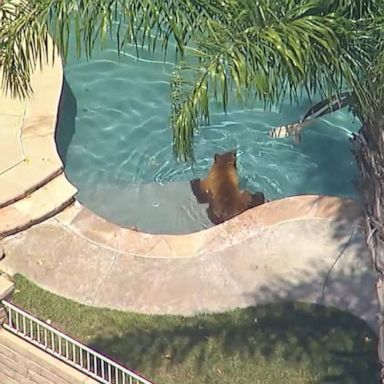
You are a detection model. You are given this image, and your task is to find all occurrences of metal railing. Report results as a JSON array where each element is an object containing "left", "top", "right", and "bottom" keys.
[{"left": 1, "top": 300, "right": 154, "bottom": 384}]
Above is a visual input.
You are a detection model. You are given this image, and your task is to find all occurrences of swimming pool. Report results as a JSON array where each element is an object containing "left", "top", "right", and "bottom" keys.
[{"left": 56, "top": 40, "right": 359, "bottom": 234}]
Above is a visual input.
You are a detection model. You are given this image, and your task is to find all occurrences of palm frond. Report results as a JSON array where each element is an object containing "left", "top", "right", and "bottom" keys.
[
  {"left": 1, "top": 0, "right": 382, "bottom": 161},
  {"left": 171, "top": 0, "right": 371, "bottom": 160},
  {"left": 0, "top": 0, "right": 214, "bottom": 97}
]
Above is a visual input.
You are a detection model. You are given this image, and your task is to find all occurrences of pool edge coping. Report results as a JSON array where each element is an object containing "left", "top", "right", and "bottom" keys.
[{"left": 54, "top": 195, "right": 363, "bottom": 259}]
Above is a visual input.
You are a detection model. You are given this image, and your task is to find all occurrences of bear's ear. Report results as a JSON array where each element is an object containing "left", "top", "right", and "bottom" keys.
[{"left": 214, "top": 153, "right": 219, "bottom": 162}]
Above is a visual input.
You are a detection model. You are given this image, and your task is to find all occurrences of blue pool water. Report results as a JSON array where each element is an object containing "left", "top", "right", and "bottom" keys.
[{"left": 56, "top": 41, "right": 359, "bottom": 234}]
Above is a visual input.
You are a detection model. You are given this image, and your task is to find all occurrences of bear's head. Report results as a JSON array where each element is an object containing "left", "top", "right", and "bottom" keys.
[{"left": 214, "top": 150, "right": 237, "bottom": 168}]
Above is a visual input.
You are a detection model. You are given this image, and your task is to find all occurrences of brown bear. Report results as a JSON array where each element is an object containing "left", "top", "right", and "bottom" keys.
[{"left": 190, "top": 151, "right": 265, "bottom": 225}]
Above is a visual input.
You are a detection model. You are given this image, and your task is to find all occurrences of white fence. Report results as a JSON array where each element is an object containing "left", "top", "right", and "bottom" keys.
[{"left": 1, "top": 300, "right": 154, "bottom": 384}]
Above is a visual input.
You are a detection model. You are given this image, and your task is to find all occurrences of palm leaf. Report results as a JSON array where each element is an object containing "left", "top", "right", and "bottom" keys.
[
  {"left": 0, "top": 0, "right": 381, "bottom": 160},
  {"left": 170, "top": 0, "right": 372, "bottom": 160}
]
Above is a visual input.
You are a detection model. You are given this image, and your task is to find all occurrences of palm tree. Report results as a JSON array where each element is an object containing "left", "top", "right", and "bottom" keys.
[
  {"left": 0, "top": 0, "right": 376, "bottom": 158},
  {"left": 2, "top": 0, "right": 384, "bottom": 376}
]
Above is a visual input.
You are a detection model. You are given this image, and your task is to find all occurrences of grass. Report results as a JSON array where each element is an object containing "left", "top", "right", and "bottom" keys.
[{"left": 9, "top": 274, "right": 379, "bottom": 384}]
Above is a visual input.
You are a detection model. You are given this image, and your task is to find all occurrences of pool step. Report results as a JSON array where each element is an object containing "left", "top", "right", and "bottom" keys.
[
  {"left": 0, "top": 158, "right": 63, "bottom": 209},
  {"left": 0, "top": 173, "right": 77, "bottom": 238}
]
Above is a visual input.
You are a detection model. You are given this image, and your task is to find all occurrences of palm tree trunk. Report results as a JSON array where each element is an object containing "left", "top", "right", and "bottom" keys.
[{"left": 353, "top": 116, "right": 384, "bottom": 381}]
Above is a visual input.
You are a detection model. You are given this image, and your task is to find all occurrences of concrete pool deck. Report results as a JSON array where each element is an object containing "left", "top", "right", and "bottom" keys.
[
  {"left": 0, "top": 36, "right": 379, "bottom": 331},
  {"left": 0, "top": 211, "right": 378, "bottom": 331},
  {"left": 0, "top": 39, "right": 77, "bottom": 237}
]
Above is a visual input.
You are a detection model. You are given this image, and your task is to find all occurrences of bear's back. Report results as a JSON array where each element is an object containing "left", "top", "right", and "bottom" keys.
[{"left": 206, "top": 160, "right": 247, "bottom": 223}]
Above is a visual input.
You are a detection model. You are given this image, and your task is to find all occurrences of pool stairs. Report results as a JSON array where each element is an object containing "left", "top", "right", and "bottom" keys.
[{"left": 0, "top": 164, "right": 77, "bottom": 238}]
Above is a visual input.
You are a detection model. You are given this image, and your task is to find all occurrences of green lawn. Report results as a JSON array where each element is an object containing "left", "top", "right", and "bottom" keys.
[{"left": 9, "top": 274, "right": 379, "bottom": 384}]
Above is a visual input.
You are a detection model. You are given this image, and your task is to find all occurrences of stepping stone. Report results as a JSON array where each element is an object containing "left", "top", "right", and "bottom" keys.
[
  {"left": 0, "top": 158, "right": 62, "bottom": 208},
  {"left": 0, "top": 174, "right": 77, "bottom": 237}
]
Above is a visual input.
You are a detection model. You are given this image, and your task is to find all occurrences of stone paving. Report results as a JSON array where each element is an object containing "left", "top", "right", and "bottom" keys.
[
  {"left": 0, "top": 215, "right": 378, "bottom": 331},
  {"left": 0, "top": 38, "right": 77, "bottom": 236}
]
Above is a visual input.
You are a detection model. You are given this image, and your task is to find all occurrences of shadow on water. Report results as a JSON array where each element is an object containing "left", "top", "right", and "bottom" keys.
[
  {"left": 282, "top": 96, "right": 358, "bottom": 198},
  {"left": 88, "top": 302, "right": 379, "bottom": 384},
  {"left": 210, "top": 97, "right": 359, "bottom": 200},
  {"left": 55, "top": 76, "right": 77, "bottom": 165},
  {"left": 295, "top": 120, "right": 358, "bottom": 198}
]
